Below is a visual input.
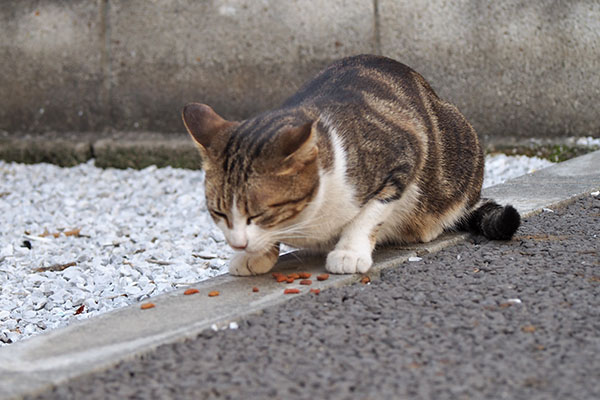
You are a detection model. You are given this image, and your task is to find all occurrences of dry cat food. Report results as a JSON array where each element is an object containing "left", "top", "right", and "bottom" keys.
[
  {"left": 361, "top": 276, "right": 371, "bottom": 284},
  {"left": 184, "top": 288, "right": 199, "bottom": 295},
  {"left": 299, "top": 279, "right": 312, "bottom": 285},
  {"left": 286, "top": 277, "right": 295, "bottom": 284},
  {"left": 252, "top": 287, "right": 259, "bottom": 292},
  {"left": 273, "top": 272, "right": 314, "bottom": 282},
  {"left": 208, "top": 290, "right": 220, "bottom": 297},
  {"left": 39, "top": 228, "right": 81, "bottom": 238},
  {"left": 316, "top": 273, "right": 330, "bottom": 281},
  {"left": 310, "top": 288, "right": 320, "bottom": 295},
  {"left": 140, "top": 302, "right": 155, "bottom": 310},
  {"left": 521, "top": 325, "right": 536, "bottom": 333},
  {"left": 284, "top": 288, "right": 300, "bottom": 294}
]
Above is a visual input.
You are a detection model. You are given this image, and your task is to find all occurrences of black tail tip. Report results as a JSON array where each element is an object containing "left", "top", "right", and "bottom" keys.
[
  {"left": 457, "top": 200, "right": 521, "bottom": 240},
  {"left": 495, "top": 204, "right": 521, "bottom": 240}
]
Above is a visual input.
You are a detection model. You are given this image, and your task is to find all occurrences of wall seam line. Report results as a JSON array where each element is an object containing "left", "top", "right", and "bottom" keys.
[
  {"left": 99, "top": 0, "right": 112, "bottom": 132},
  {"left": 373, "top": 0, "right": 382, "bottom": 55}
]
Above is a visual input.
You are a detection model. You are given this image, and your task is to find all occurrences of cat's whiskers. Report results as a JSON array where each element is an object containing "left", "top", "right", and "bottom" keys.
[
  {"left": 275, "top": 213, "right": 329, "bottom": 234},
  {"left": 274, "top": 235, "right": 312, "bottom": 243},
  {"left": 251, "top": 226, "right": 316, "bottom": 254},
  {"left": 252, "top": 234, "right": 273, "bottom": 253}
]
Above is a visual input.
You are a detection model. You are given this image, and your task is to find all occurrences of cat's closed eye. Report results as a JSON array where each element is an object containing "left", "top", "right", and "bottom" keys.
[
  {"left": 209, "top": 209, "right": 228, "bottom": 223},
  {"left": 246, "top": 213, "right": 264, "bottom": 225}
]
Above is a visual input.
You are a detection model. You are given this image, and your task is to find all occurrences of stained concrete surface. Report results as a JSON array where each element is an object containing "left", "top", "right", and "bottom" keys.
[
  {"left": 28, "top": 193, "right": 600, "bottom": 400},
  {"left": 2, "top": 1, "right": 600, "bottom": 138}
]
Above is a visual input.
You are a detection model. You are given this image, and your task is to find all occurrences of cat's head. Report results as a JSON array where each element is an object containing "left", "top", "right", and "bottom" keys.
[{"left": 182, "top": 103, "right": 320, "bottom": 253}]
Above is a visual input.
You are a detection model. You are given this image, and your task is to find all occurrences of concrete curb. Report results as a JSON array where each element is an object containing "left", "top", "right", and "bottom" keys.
[
  {"left": 0, "top": 150, "right": 599, "bottom": 399},
  {"left": 1, "top": 132, "right": 598, "bottom": 169},
  {"left": 0, "top": 132, "right": 201, "bottom": 169}
]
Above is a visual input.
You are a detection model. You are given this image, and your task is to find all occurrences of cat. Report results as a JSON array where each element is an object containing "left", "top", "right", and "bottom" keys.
[{"left": 182, "top": 54, "right": 520, "bottom": 276}]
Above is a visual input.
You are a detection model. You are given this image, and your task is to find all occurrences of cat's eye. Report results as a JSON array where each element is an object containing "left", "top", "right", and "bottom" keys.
[
  {"left": 246, "top": 213, "right": 264, "bottom": 225},
  {"left": 209, "top": 209, "right": 228, "bottom": 222}
]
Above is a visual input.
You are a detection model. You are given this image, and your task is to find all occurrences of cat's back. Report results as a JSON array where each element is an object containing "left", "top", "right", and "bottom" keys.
[{"left": 282, "top": 54, "right": 436, "bottom": 109}]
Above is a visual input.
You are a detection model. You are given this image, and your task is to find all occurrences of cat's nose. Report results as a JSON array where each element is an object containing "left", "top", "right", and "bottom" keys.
[
  {"left": 229, "top": 236, "right": 248, "bottom": 250},
  {"left": 230, "top": 242, "right": 247, "bottom": 251},
  {"left": 228, "top": 227, "right": 248, "bottom": 250}
]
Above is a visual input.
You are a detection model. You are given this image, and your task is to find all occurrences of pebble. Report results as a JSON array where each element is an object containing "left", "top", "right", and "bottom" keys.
[{"left": 0, "top": 154, "right": 558, "bottom": 345}]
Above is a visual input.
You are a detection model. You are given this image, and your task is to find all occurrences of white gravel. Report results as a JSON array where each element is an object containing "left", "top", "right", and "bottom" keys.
[
  {"left": 0, "top": 162, "right": 232, "bottom": 345},
  {"left": 0, "top": 153, "right": 556, "bottom": 345},
  {"left": 483, "top": 153, "right": 554, "bottom": 188}
]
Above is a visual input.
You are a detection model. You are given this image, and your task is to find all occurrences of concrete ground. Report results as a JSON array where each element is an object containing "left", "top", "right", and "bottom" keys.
[{"left": 0, "top": 150, "right": 598, "bottom": 399}]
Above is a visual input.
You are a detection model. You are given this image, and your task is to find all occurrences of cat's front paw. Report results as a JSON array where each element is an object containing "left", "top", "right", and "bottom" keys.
[
  {"left": 228, "top": 249, "right": 279, "bottom": 276},
  {"left": 326, "top": 249, "right": 373, "bottom": 274}
]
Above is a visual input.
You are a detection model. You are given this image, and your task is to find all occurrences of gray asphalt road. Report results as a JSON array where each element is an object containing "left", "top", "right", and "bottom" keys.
[{"left": 30, "top": 195, "right": 600, "bottom": 400}]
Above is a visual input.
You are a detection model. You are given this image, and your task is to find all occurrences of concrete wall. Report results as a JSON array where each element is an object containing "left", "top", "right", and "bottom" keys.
[{"left": 1, "top": 0, "right": 599, "bottom": 140}]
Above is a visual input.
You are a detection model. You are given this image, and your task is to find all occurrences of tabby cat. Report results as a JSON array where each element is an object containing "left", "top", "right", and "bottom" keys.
[{"left": 182, "top": 55, "right": 520, "bottom": 276}]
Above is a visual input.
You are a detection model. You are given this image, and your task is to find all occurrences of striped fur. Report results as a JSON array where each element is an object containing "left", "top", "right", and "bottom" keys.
[{"left": 182, "top": 55, "right": 520, "bottom": 275}]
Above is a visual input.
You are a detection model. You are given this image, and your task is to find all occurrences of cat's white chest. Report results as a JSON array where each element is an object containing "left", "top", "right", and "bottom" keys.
[{"left": 284, "top": 128, "right": 359, "bottom": 249}]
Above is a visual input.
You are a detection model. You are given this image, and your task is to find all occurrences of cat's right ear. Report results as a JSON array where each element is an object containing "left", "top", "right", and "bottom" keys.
[{"left": 182, "top": 103, "right": 235, "bottom": 160}]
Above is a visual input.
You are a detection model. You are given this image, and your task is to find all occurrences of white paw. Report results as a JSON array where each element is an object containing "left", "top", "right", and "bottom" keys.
[
  {"left": 228, "top": 251, "right": 278, "bottom": 276},
  {"left": 326, "top": 249, "right": 373, "bottom": 274}
]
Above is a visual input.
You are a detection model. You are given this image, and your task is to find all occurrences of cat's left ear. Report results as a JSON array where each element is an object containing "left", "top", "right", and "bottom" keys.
[
  {"left": 276, "top": 121, "right": 319, "bottom": 176},
  {"left": 182, "top": 103, "right": 236, "bottom": 160}
]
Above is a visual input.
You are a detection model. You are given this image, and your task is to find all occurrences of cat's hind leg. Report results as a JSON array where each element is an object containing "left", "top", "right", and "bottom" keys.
[
  {"left": 229, "top": 243, "right": 280, "bottom": 276},
  {"left": 326, "top": 200, "right": 393, "bottom": 274}
]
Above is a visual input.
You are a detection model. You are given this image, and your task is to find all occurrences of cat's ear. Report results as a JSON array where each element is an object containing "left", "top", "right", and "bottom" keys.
[
  {"left": 275, "top": 121, "right": 319, "bottom": 176},
  {"left": 182, "top": 103, "right": 235, "bottom": 159}
]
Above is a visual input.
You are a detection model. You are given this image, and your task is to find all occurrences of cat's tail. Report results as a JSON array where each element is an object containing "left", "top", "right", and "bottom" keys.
[{"left": 457, "top": 199, "right": 521, "bottom": 240}]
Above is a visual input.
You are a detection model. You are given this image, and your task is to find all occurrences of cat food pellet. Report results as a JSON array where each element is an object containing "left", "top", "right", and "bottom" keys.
[
  {"left": 521, "top": 325, "right": 536, "bottom": 333},
  {"left": 276, "top": 275, "right": 287, "bottom": 283},
  {"left": 208, "top": 291, "right": 220, "bottom": 297},
  {"left": 298, "top": 272, "right": 312, "bottom": 279},
  {"left": 184, "top": 288, "right": 199, "bottom": 295},
  {"left": 310, "top": 288, "right": 320, "bottom": 295},
  {"left": 252, "top": 287, "right": 259, "bottom": 292},
  {"left": 63, "top": 228, "right": 81, "bottom": 237},
  {"left": 284, "top": 288, "right": 300, "bottom": 294},
  {"left": 299, "top": 279, "right": 312, "bottom": 285},
  {"left": 288, "top": 273, "right": 300, "bottom": 280},
  {"left": 286, "top": 277, "right": 295, "bottom": 284},
  {"left": 272, "top": 272, "right": 284, "bottom": 279},
  {"left": 317, "top": 273, "right": 329, "bottom": 281},
  {"left": 140, "top": 302, "right": 155, "bottom": 310},
  {"left": 361, "top": 276, "right": 371, "bottom": 284}
]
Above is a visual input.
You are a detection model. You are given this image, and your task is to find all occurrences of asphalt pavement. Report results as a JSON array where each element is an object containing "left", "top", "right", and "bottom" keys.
[{"left": 28, "top": 193, "right": 600, "bottom": 400}]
